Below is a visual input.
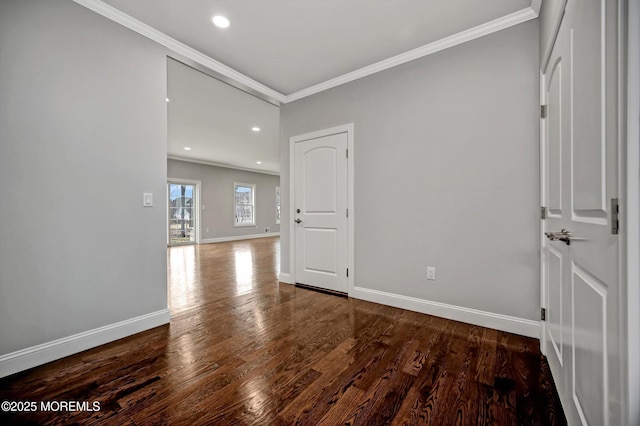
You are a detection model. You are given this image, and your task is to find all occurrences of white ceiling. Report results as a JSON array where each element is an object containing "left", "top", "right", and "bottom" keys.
[
  {"left": 101, "top": 0, "right": 533, "bottom": 96},
  {"left": 83, "top": 0, "right": 539, "bottom": 173},
  {"left": 167, "top": 58, "right": 280, "bottom": 174}
]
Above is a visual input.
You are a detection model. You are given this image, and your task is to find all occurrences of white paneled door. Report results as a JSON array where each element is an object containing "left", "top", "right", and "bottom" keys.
[
  {"left": 293, "top": 131, "right": 349, "bottom": 293},
  {"left": 541, "top": 1, "right": 623, "bottom": 425}
]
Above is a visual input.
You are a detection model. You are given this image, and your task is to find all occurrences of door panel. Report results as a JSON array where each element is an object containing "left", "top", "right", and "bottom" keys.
[
  {"left": 303, "top": 147, "right": 338, "bottom": 213},
  {"left": 547, "top": 58, "right": 563, "bottom": 216},
  {"left": 294, "top": 132, "right": 348, "bottom": 293},
  {"left": 573, "top": 264, "right": 607, "bottom": 425},
  {"left": 547, "top": 246, "right": 563, "bottom": 365},
  {"left": 303, "top": 228, "right": 337, "bottom": 274},
  {"left": 541, "top": 1, "right": 621, "bottom": 425},
  {"left": 572, "top": 0, "right": 606, "bottom": 215}
]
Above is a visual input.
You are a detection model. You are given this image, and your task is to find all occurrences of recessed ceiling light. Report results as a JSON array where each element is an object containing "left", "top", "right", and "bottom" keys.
[
  {"left": 252, "top": 127, "right": 261, "bottom": 132},
  {"left": 184, "top": 147, "right": 191, "bottom": 151},
  {"left": 256, "top": 161, "right": 262, "bottom": 164},
  {"left": 166, "top": 98, "right": 170, "bottom": 102},
  {"left": 212, "top": 15, "right": 230, "bottom": 29}
]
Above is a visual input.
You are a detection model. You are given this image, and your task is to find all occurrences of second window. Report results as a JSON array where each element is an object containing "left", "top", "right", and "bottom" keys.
[{"left": 234, "top": 183, "right": 256, "bottom": 226}]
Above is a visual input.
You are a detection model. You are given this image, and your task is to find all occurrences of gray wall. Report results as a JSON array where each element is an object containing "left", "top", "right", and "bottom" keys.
[
  {"left": 280, "top": 21, "right": 540, "bottom": 320},
  {"left": 168, "top": 160, "right": 280, "bottom": 239},
  {"left": 0, "top": 0, "right": 168, "bottom": 354}
]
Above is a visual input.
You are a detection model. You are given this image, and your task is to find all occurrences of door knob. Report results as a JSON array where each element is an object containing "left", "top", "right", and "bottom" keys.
[
  {"left": 295, "top": 218, "right": 302, "bottom": 223},
  {"left": 544, "top": 229, "right": 572, "bottom": 245}
]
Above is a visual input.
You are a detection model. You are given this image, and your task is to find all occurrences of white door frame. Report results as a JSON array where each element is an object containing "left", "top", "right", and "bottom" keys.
[
  {"left": 167, "top": 177, "right": 201, "bottom": 245},
  {"left": 538, "top": 0, "right": 567, "bottom": 356},
  {"left": 289, "top": 123, "right": 355, "bottom": 294},
  {"left": 539, "top": 67, "right": 548, "bottom": 352},
  {"left": 625, "top": 0, "right": 640, "bottom": 423}
]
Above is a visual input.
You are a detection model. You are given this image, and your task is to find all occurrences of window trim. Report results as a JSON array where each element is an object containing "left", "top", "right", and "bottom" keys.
[{"left": 234, "top": 182, "right": 256, "bottom": 227}]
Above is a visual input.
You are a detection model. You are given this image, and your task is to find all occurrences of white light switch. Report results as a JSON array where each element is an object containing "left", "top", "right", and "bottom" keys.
[
  {"left": 427, "top": 267, "right": 436, "bottom": 281},
  {"left": 143, "top": 192, "right": 153, "bottom": 207}
]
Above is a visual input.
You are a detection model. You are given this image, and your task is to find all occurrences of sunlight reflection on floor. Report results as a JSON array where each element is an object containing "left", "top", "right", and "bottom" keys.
[
  {"left": 234, "top": 247, "right": 254, "bottom": 296},
  {"left": 167, "top": 237, "right": 280, "bottom": 314},
  {"left": 168, "top": 244, "right": 201, "bottom": 312}
]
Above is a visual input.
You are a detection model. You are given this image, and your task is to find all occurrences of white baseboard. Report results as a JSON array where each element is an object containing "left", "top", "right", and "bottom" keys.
[
  {"left": 0, "top": 309, "right": 171, "bottom": 379},
  {"left": 350, "top": 286, "right": 540, "bottom": 338},
  {"left": 201, "top": 232, "right": 280, "bottom": 244},
  {"left": 278, "top": 272, "right": 292, "bottom": 284}
]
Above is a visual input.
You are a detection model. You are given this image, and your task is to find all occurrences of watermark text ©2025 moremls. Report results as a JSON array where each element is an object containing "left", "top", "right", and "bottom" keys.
[{"left": 1, "top": 400, "right": 101, "bottom": 412}]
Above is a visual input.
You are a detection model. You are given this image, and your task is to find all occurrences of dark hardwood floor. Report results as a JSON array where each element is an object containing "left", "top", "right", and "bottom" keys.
[{"left": 0, "top": 237, "right": 565, "bottom": 425}]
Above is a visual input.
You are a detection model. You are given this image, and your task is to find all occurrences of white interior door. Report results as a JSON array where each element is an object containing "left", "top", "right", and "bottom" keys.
[
  {"left": 293, "top": 132, "right": 348, "bottom": 293},
  {"left": 541, "top": 1, "right": 623, "bottom": 424}
]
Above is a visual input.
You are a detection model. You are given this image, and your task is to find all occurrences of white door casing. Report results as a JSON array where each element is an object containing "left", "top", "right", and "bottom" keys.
[
  {"left": 625, "top": 1, "right": 640, "bottom": 424},
  {"left": 540, "top": 1, "right": 625, "bottom": 425},
  {"left": 290, "top": 124, "right": 354, "bottom": 294}
]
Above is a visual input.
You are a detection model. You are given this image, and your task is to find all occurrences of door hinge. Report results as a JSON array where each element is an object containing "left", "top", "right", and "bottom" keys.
[
  {"left": 346, "top": 148, "right": 349, "bottom": 158},
  {"left": 540, "top": 206, "right": 547, "bottom": 219},
  {"left": 611, "top": 198, "right": 619, "bottom": 234},
  {"left": 541, "top": 308, "right": 546, "bottom": 321},
  {"left": 541, "top": 105, "right": 548, "bottom": 119},
  {"left": 346, "top": 268, "right": 349, "bottom": 277},
  {"left": 346, "top": 208, "right": 349, "bottom": 218}
]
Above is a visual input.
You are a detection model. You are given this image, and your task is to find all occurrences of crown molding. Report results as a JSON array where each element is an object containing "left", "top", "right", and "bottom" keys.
[
  {"left": 530, "top": 0, "right": 542, "bottom": 15},
  {"left": 72, "top": 0, "right": 286, "bottom": 104},
  {"left": 167, "top": 155, "right": 280, "bottom": 176},
  {"left": 74, "top": 0, "right": 539, "bottom": 105},
  {"left": 285, "top": 7, "right": 539, "bottom": 102}
]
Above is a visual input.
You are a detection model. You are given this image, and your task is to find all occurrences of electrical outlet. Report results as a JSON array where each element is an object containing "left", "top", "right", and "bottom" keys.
[
  {"left": 264, "top": 227, "right": 270, "bottom": 233},
  {"left": 427, "top": 267, "right": 436, "bottom": 281}
]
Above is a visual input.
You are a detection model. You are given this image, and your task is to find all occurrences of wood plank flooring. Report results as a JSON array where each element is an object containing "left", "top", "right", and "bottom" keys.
[{"left": 0, "top": 237, "right": 566, "bottom": 425}]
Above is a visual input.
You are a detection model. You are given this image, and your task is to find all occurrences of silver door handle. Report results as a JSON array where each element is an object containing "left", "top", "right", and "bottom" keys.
[
  {"left": 545, "top": 229, "right": 572, "bottom": 245},
  {"left": 295, "top": 219, "right": 302, "bottom": 223}
]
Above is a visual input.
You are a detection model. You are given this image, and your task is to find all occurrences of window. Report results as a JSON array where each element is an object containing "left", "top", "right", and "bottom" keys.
[
  {"left": 275, "top": 186, "right": 281, "bottom": 225},
  {"left": 234, "top": 183, "right": 255, "bottom": 226}
]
